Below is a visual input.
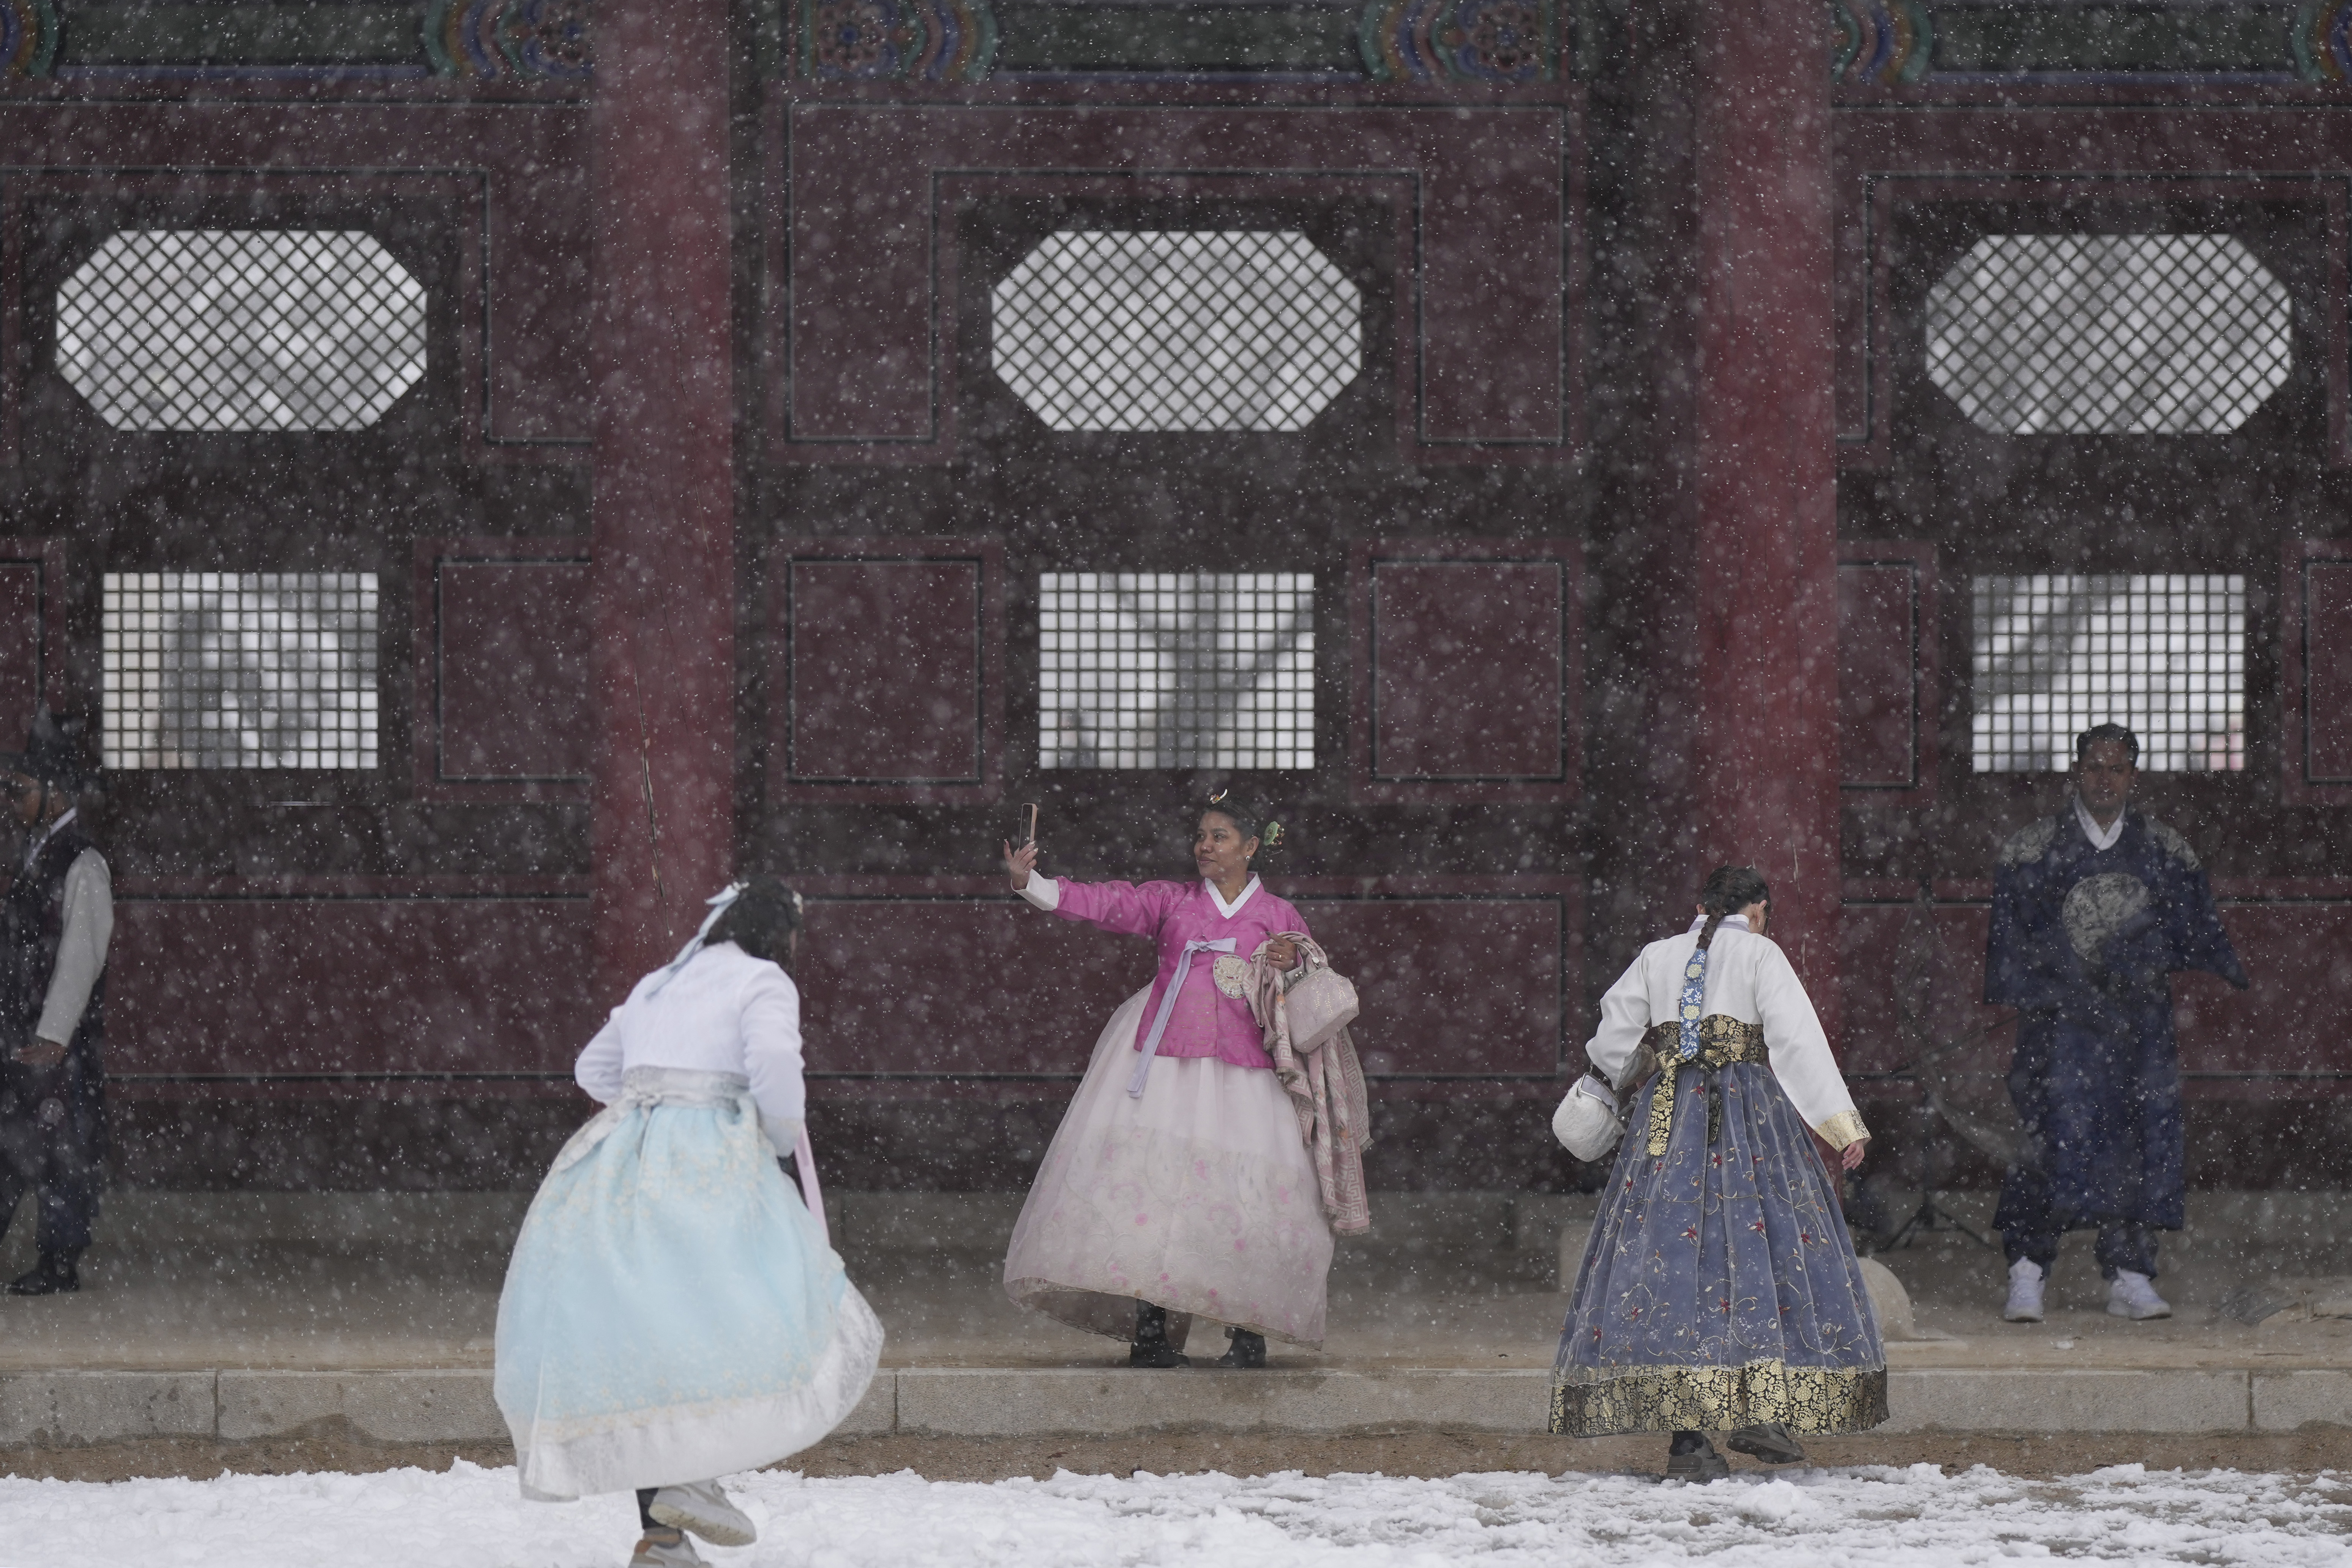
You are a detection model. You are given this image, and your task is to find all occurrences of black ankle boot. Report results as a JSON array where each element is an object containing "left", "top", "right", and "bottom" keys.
[
  {"left": 1665, "top": 1430, "right": 1728, "bottom": 1481},
  {"left": 1128, "top": 1302, "right": 1189, "bottom": 1368},
  {"left": 8, "top": 1251, "right": 79, "bottom": 1296},
  {"left": 1214, "top": 1328, "right": 1267, "bottom": 1368},
  {"left": 1726, "top": 1421, "right": 1806, "bottom": 1465}
]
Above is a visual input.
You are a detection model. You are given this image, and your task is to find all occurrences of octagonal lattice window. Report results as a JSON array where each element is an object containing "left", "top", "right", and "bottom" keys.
[
  {"left": 57, "top": 231, "right": 427, "bottom": 433},
  {"left": 992, "top": 231, "right": 1361, "bottom": 433},
  {"left": 1926, "top": 234, "right": 2291, "bottom": 436}
]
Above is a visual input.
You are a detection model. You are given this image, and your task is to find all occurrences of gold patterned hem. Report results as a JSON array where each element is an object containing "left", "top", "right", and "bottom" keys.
[
  {"left": 1815, "top": 1109, "right": 1870, "bottom": 1151},
  {"left": 1548, "top": 1361, "right": 1888, "bottom": 1437}
]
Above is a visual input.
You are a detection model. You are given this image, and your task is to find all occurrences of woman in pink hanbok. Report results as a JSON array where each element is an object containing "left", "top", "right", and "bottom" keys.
[{"left": 999, "top": 795, "right": 1329, "bottom": 1368}]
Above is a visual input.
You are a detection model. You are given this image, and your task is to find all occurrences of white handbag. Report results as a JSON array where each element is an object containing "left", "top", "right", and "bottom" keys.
[
  {"left": 1263, "top": 933, "right": 1360, "bottom": 1052},
  {"left": 1551, "top": 1073, "right": 1626, "bottom": 1163}
]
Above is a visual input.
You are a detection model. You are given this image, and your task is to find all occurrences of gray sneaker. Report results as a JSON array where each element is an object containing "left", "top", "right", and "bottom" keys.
[
  {"left": 629, "top": 1527, "right": 706, "bottom": 1568},
  {"left": 648, "top": 1480, "right": 757, "bottom": 1547}
]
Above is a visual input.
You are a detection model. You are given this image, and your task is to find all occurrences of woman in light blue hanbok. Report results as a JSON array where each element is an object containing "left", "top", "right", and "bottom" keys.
[{"left": 496, "top": 878, "right": 883, "bottom": 1568}]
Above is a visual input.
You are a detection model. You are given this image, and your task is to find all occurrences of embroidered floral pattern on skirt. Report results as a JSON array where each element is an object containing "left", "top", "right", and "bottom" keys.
[
  {"left": 1550, "top": 1059, "right": 1887, "bottom": 1437},
  {"left": 1004, "top": 987, "right": 1334, "bottom": 1347}
]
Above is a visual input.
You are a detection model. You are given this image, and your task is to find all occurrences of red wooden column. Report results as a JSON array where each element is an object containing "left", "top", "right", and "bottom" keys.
[
  {"left": 1685, "top": 0, "right": 1841, "bottom": 1029},
  {"left": 589, "top": 0, "right": 736, "bottom": 994}
]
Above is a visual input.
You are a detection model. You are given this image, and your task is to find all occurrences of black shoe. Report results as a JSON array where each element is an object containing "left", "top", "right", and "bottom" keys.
[
  {"left": 1128, "top": 1301, "right": 1189, "bottom": 1369},
  {"left": 1214, "top": 1328, "right": 1267, "bottom": 1368},
  {"left": 1726, "top": 1421, "right": 1806, "bottom": 1465},
  {"left": 1664, "top": 1432, "right": 1729, "bottom": 1481},
  {"left": 7, "top": 1253, "right": 79, "bottom": 1296}
]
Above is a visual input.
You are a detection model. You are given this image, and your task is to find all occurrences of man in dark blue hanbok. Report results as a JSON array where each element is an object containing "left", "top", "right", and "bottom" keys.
[{"left": 1986, "top": 723, "right": 2246, "bottom": 1324}]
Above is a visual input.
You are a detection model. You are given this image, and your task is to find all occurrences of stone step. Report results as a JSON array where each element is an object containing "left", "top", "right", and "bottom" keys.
[
  {"left": 0, "top": 1365, "right": 2339, "bottom": 1447},
  {"left": 69, "top": 1191, "right": 2352, "bottom": 1261}
]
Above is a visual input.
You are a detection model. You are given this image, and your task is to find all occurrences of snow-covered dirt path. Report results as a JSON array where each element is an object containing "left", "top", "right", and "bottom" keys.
[{"left": 0, "top": 1459, "right": 2345, "bottom": 1567}]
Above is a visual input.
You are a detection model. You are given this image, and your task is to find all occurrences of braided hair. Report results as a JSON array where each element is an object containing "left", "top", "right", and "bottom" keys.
[
  {"left": 1695, "top": 864, "right": 1770, "bottom": 951},
  {"left": 705, "top": 876, "right": 807, "bottom": 973}
]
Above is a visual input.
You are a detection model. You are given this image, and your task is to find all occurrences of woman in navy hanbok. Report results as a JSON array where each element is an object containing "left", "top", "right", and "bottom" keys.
[{"left": 1551, "top": 865, "right": 1885, "bottom": 1480}]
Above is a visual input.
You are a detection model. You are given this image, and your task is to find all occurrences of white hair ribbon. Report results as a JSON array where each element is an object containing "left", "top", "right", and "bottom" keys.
[{"left": 646, "top": 881, "right": 749, "bottom": 995}]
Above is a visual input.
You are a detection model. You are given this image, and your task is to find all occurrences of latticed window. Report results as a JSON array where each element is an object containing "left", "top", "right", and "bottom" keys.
[
  {"left": 993, "top": 232, "right": 1361, "bottom": 433},
  {"left": 1039, "top": 573, "right": 1313, "bottom": 769},
  {"left": 1927, "top": 235, "right": 2291, "bottom": 435},
  {"left": 57, "top": 232, "right": 426, "bottom": 433},
  {"left": 103, "top": 573, "right": 380, "bottom": 770},
  {"left": 1972, "top": 574, "right": 2244, "bottom": 773}
]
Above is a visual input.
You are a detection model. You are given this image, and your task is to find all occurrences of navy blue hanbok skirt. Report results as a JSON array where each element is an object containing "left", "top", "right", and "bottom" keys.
[{"left": 1550, "top": 1060, "right": 1887, "bottom": 1437}]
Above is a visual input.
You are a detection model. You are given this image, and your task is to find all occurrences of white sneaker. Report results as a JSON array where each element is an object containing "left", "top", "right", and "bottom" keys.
[
  {"left": 630, "top": 1527, "right": 706, "bottom": 1568},
  {"left": 2107, "top": 1270, "right": 2171, "bottom": 1320},
  {"left": 649, "top": 1480, "right": 757, "bottom": 1547},
  {"left": 2003, "top": 1258, "right": 2046, "bottom": 1322}
]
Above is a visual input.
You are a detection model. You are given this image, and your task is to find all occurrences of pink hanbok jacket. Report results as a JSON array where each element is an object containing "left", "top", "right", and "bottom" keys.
[{"left": 1040, "top": 875, "right": 1310, "bottom": 1071}]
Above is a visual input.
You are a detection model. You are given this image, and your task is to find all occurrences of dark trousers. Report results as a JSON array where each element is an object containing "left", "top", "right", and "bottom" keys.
[
  {"left": 0, "top": 1062, "right": 104, "bottom": 1257},
  {"left": 1998, "top": 1160, "right": 2159, "bottom": 1279}
]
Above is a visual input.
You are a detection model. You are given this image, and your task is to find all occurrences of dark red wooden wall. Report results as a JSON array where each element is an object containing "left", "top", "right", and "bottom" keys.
[
  {"left": 1829, "top": 92, "right": 2352, "bottom": 1172},
  {"left": 3, "top": 35, "right": 2350, "bottom": 1191}
]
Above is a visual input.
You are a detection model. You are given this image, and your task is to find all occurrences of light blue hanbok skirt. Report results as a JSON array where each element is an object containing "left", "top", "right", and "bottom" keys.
[{"left": 495, "top": 1067, "right": 884, "bottom": 1500}]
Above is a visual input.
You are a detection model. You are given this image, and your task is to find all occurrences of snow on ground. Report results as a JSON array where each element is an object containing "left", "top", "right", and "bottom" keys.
[{"left": 0, "top": 1460, "right": 2346, "bottom": 1568}]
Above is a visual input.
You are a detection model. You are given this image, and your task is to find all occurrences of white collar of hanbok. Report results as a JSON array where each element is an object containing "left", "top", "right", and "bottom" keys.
[
  {"left": 1205, "top": 875, "right": 1261, "bottom": 919},
  {"left": 1685, "top": 913, "right": 1751, "bottom": 935},
  {"left": 2074, "top": 794, "right": 2125, "bottom": 852}
]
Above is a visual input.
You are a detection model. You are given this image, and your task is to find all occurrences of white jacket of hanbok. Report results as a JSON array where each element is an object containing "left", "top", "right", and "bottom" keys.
[
  {"left": 1584, "top": 917, "right": 1869, "bottom": 1151},
  {"left": 574, "top": 941, "right": 807, "bottom": 1151}
]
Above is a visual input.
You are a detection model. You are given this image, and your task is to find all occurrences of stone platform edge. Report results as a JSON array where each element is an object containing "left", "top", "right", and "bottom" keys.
[{"left": 0, "top": 1367, "right": 2344, "bottom": 1448}]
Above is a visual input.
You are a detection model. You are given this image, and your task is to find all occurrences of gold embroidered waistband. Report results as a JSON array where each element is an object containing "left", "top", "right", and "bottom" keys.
[{"left": 1640, "top": 1017, "right": 1766, "bottom": 1155}]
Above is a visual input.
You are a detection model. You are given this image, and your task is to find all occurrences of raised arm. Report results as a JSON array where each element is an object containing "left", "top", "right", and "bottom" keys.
[
  {"left": 999, "top": 839, "right": 1176, "bottom": 936},
  {"left": 1004, "top": 838, "right": 1059, "bottom": 911}
]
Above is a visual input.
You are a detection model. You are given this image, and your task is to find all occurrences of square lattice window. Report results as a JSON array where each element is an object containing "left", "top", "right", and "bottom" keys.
[
  {"left": 103, "top": 573, "right": 380, "bottom": 770},
  {"left": 1972, "top": 573, "right": 2244, "bottom": 773},
  {"left": 993, "top": 232, "right": 1361, "bottom": 433},
  {"left": 1927, "top": 234, "right": 2291, "bottom": 435},
  {"left": 1039, "top": 573, "right": 1314, "bottom": 769},
  {"left": 57, "top": 231, "right": 426, "bottom": 433}
]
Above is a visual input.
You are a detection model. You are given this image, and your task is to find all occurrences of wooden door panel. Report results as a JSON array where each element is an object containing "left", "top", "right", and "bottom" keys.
[
  {"left": 1838, "top": 550, "right": 1935, "bottom": 794},
  {"left": 109, "top": 890, "right": 596, "bottom": 1077},
  {"left": 416, "top": 543, "right": 595, "bottom": 797}
]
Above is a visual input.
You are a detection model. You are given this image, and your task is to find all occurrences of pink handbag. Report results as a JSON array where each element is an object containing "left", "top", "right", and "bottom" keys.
[{"left": 1263, "top": 933, "right": 1360, "bottom": 1052}]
